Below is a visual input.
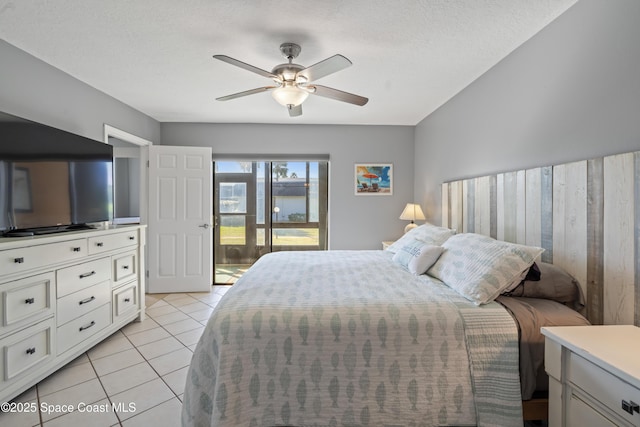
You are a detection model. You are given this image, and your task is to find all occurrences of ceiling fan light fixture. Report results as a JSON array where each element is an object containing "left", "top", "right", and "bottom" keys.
[{"left": 271, "top": 82, "right": 309, "bottom": 107}]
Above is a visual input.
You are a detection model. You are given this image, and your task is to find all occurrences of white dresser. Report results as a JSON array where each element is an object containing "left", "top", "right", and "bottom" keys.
[
  {"left": 542, "top": 325, "right": 640, "bottom": 427},
  {"left": 0, "top": 225, "right": 146, "bottom": 404}
]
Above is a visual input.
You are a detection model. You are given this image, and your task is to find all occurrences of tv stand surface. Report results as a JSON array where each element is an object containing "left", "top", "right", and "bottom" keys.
[{"left": 3, "top": 224, "right": 96, "bottom": 237}]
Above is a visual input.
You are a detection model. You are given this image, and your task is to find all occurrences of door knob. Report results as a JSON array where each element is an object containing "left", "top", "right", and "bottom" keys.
[{"left": 199, "top": 223, "right": 210, "bottom": 229}]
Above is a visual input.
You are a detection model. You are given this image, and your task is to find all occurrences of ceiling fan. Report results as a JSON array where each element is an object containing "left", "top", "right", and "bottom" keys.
[{"left": 213, "top": 43, "right": 369, "bottom": 117}]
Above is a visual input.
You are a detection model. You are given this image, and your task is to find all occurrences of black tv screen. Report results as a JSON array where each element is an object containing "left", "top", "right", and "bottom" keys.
[{"left": 0, "top": 111, "right": 113, "bottom": 235}]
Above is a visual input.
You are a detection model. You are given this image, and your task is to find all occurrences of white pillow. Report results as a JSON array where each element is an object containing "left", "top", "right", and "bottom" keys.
[
  {"left": 427, "top": 233, "right": 544, "bottom": 305},
  {"left": 386, "top": 223, "right": 455, "bottom": 253},
  {"left": 392, "top": 239, "right": 444, "bottom": 275}
]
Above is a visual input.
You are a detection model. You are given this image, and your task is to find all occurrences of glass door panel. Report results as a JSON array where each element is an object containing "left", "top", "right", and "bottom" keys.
[
  {"left": 214, "top": 162, "right": 258, "bottom": 284},
  {"left": 214, "top": 160, "right": 328, "bottom": 284},
  {"left": 270, "top": 161, "right": 328, "bottom": 252}
]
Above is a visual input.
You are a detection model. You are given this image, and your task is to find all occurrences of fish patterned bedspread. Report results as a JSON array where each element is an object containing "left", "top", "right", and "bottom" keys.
[{"left": 182, "top": 250, "right": 522, "bottom": 427}]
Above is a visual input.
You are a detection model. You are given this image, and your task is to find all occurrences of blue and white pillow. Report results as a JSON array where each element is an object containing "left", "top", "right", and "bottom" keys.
[
  {"left": 392, "top": 238, "right": 444, "bottom": 275},
  {"left": 427, "top": 233, "right": 543, "bottom": 305},
  {"left": 386, "top": 223, "right": 455, "bottom": 254}
]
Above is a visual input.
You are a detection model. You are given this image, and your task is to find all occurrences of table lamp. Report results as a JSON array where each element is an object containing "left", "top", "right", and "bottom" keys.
[{"left": 399, "top": 203, "right": 425, "bottom": 233}]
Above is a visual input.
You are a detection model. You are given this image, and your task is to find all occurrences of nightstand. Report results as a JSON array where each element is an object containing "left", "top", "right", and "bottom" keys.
[
  {"left": 382, "top": 241, "right": 394, "bottom": 250},
  {"left": 542, "top": 325, "right": 640, "bottom": 427}
]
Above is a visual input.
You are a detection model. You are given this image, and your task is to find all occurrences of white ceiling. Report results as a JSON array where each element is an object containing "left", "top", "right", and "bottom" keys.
[{"left": 0, "top": 0, "right": 578, "bottom": 125}]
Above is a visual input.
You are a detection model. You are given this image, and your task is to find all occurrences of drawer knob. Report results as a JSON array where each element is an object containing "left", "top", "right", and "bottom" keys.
[
  {"left": 79, "top": 321, "right": 96, "bottom": 332},
  {"left": 72, "top": 247, "right": 81, "bottom": 252},
  {"left": 129, "top": 236, "right": 135, "bottom": 240},
  {"left": 96, "top": 242, "right": 104, "bottom": 247},
  {"left": 124, "top": 298, "right": 131, "bottom": 303},
  {"left": 25, "top": 298, "right": 35, "bottom": 304},
  {"left": 122, "top": 265, "right": 129, "bottom": 270},
  {"left": 26, "top": 347, "right": 36, "bottom": 355},
  {"left": 79, "top": 271, "right": 96, "bottom": 279},
  {"left": 79, "top": 296, "right": 96, "bottom": 305},
  {"left": 14, "top": 257, "right": 24, "bottom": 264}
]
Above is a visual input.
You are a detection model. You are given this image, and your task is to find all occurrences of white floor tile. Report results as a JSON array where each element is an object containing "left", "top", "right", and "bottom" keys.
[
  {"left": 0, "top": 398, "right": 40, "bottom": 427},
  {"left": 151, "top": 311, "right": 191, "bottom": 326},
  {"left": 39, "top": 378, "right": 107, "bottom": 422},
  {"left": 38, "top": 360, "right": 97, "bottom": 397},
  {"left": 187, "top": 292, "right": 211, "bottom": 299},
  {"left": 162, "top": 293, "right": 190, "bottom": 301},
  {"left": 90, "top": 348, "right": 146, "bottom": 377},
  {"left": 194, "top": 293, "right": 223, "bottom": 305},
  {"left": 121, "top": 397, "right": 182, "bottom": 427},
  {"left": 99, "top": 361, "right": 159, "bottom": 397},
  {"left": 87, "top": 334, "right": 135, "bottom": 360},
  {"left": 110, "top": 378, "right": 174, "bottom": 421},
  {"left": 187, "top": 307, "right": 214, "bottom": 322},
  {"left": 146, "top": 304, "right": 179, "bottom": 318},
  {"left": 147, "top": 299, "right": 169, "bottom": 308},
  {"left": 174, "top": 326, "right": 205, "bottom": 347},
  {"left": 136, "top": 336, "right": 185, "bottom": 360},
  {"left": 7, "top": 385, "right": 36, "bottom": 403},
  {"left": 121, "top": 317, "right": 159, "bottom": 336},
  {"left": 176, "top": 301, "right": 210, "bottom": 314},
  {"left": 63, "top": 352, "right": 90, "bottom": 368},
  {"left": 148, "top": 348, "right": 193, "bottom": 376},
  {"left": 162, "top": 366, "right": 190, "bottom": 395},
  {"left": 162, "top": 318, "right": 202, "bottom": 336},
  {"left": 42, "top": 398, "right": 119, "bottom": 427},
  {"left": 126, "top": 327, "right": 171, "bottom": 347},
  {"left": 213, "top": 286, "right": 232, "bottom": 295},
  {"left": 166, "top": 296, "right": 199, "bottom": 308}
]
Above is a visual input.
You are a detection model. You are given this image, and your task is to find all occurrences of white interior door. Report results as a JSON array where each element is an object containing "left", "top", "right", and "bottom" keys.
[{"left": 147, "top": 145, "right": 212, "bottom": 293}]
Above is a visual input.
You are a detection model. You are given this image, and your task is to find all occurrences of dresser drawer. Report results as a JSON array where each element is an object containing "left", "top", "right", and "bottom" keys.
[
  {"left": 113, "top": 282, "right": 138, "bottom": 322},
  {"left": 1, "top": 318, "right": 55, "bottom": 381},
  {"left": 56, "top": 257, "right": 111, "bottom": 298},
  {"left": 1, "top": 272, "right": 55, "bottom": 336},
  {"left": 88, "top": 231, "right": 138, "bottom": 255},
  {"left": 113, "top": 251, "right": 137, "bottom": 285},
  {"left": 57, "top": 303, "right": 111, "bottom": 355},
  {"left": 57, "top": 281, "right": 111, "bottom": 326},
  {"left": 569, "top": 394, "right": 619, "bottom": 427},
  {"left": 0, "top": 239, "right": 87, "bottom": 276},
  {"left": 570, "top": 353, "right": 640, "bottom": 425}
]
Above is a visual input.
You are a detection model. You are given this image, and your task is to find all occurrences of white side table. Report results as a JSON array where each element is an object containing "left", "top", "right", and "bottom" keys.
[{"left": 542, "top": 325, "right": 640, "bottom": 427}]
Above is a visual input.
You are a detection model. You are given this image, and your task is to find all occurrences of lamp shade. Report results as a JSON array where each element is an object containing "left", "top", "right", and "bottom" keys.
[
  {"left": 271, "top": 82, "right": 309, "bottom": 106},
  {"left": 399, "top": 203, "right": 426, "bottom": 221},
  {"left": 399, "top": 203, "right": 425, "bottom": 233}
]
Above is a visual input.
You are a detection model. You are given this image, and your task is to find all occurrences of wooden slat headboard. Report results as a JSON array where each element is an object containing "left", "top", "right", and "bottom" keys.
[{"left": 441, "top": 152, "right": 640, "bottom": 326}]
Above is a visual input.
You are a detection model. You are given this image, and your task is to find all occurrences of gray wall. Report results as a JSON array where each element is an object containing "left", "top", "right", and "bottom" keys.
[
  {"left": 0, "top": 40, "right": 160, "bottom": 144},
  {"left": 162, "top": 123, "right": 415, "bottom": 249},
  {"left": 414, "top": 0, "right": 640, "bottom": 224}
]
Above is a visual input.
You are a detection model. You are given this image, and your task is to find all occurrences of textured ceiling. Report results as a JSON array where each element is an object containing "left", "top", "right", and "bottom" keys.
[{"left": 0, "top": 0, "right": 578, "bottom": 125}]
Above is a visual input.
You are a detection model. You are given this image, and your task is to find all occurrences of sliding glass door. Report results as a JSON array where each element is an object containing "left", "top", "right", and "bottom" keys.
[{"left": 214, "top": 160, "right": 328, "bottom": 284}]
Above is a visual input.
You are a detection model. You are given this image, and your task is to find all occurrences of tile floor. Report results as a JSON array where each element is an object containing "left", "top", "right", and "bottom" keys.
[{"left": 0, "top": 286, "right": 231, "bottom": 427}]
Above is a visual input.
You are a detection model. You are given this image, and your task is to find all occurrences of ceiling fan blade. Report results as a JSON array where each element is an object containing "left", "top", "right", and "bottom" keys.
[
  {"left": 309, "top": 85, "right": 368, "bottom": 106},
  {"left": 297, "top": 54, "right": 352, "bottom": 82},
  {"left": 216, "top": 86, "right": 276, "bottom": 101},
  {"left": 288, "top": 104, "right": 302, "bottom": 117},
  {"left": 213, "top": 55, "right": 278, "bottom": 79}
]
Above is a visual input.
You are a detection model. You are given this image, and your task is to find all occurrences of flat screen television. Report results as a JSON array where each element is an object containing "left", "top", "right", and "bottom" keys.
[{"left": 0, "top": 111, "right": 113, "bottom": 236}]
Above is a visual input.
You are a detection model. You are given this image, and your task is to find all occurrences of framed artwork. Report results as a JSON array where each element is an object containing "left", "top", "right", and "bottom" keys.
[
  {"left": 355, "top": 163, "right": 393, "bottom": 195},
  {"left": 12, "top": 167, "right": 33, "bottom": 212}
]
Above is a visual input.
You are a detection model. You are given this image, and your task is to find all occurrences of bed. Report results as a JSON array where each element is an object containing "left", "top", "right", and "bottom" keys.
[{"left": 182, "top": 226, "right": 589, "bottom": 427}]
